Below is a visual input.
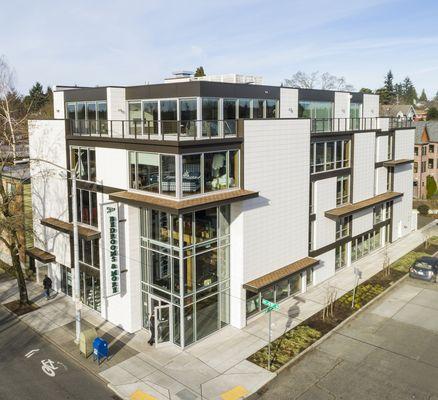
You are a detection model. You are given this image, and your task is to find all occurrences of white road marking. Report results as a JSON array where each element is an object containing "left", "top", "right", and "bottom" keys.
[
  {"left": 41, "top": 359, "right": 59, "bottom": 377},
  {"left": 24, "top": 349, "right": 40, "bottom": 358}
]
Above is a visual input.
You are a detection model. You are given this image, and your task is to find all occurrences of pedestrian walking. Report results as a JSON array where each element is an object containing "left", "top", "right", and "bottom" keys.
[
  {"left": 148, "top": 313, "right": 155, "bottom": 346},
  {"left": 43, "top": 275, "right": 52, "bottom": 300}
]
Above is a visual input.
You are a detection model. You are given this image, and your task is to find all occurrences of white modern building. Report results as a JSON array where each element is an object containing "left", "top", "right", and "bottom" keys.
[{"left": 28, "top": 79, "right": 415, "bottom": 348}]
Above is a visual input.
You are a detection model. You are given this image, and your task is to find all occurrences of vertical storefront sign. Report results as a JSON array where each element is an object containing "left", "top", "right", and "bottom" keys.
[{"left": 103, "top": 203, "right": 120, "bottom": 296}]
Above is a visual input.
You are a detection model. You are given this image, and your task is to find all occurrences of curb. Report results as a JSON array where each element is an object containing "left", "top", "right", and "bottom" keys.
[
  {"left": 246, "top": 273, "right": 410, "bottom": 399},
  {"left": 0, "top": 303, "right": 119, "bottom": 397}
]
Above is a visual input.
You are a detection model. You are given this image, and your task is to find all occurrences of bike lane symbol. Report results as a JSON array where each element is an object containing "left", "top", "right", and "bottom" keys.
[{"left": 41, "top": 359, "right": 59, "bottom": 377}]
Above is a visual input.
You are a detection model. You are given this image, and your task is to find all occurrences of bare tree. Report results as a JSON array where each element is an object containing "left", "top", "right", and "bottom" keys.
[
  {"left": 284, "top": 71, "right": 355, "bottom": 91},
  {"left": 0, "top": 55, "right": 32, "bottom": 305},
  {"left": 322, "top": 285, "right": 337, "bottom": 320},
  {"left": 382, "top": 244, "right": 391, "bottom": 277}
]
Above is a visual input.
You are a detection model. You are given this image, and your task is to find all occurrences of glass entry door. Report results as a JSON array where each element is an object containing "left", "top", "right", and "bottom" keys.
[{"left": 154, "top": 304, "right": 171, "bottom": 346}]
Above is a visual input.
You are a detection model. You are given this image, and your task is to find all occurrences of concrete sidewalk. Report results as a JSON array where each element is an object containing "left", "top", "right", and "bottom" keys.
[{"left": 1, "top": 221, "right": 437, "bottom": 400}]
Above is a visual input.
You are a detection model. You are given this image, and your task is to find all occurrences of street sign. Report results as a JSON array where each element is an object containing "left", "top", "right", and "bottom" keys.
[{"left": 262, "top": 299, "right": 279, "bottom": 312}]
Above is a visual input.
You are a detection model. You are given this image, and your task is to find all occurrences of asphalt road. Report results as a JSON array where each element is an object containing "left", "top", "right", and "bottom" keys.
[
  {"left": 252, "top": 277, "right": 438, "bottom": 400},
  {"left": 0, "top": 306, "right": 117, "bottom": 400}
]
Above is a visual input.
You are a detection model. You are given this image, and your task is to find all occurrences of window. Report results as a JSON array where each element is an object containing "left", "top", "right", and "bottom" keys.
[
  {"left": 310, "top": 140, "right": 350, "bottom": 173},
  {"left": 160, "top": 100, "right": 178, "bottom": 134},
  {"left": 421, "top": 161, "right": 426, "bottom": 173},
  {"left": 223, "top": 99, "right": 237, "bottom": 135},
  {"left": 130, "top": 152, "right": 176, "bottom": 196},
  {"left": 204, "top": 152, "right": 227, "bottom": 192},
  {"left": 202, "top": 98, "right": 219, "bottom": 137},
  {"left": 336, "top": 216, "right": 351, "bottom": 239},
  {"left": 310, "top": 181, "right": 315, "bottom": 214},
  {"left": 351, "top": 228, "right": 382, "bottom": 262},
  {"left": 79, "top": 238, "right": 100, "bottom": 269},
  {"left": 414, "top": 147, "right": 419, "bottom": 156},
  {"left": 383, "top": 201, "right": 391, "bottom": 220},
  {"left": 335, "top": 243, "right": 347, "bottom": 270},
  {"left": 336, "top": 175, "right": 350, "bottom": 206},
  {"left": 238, "top": 99, "right": 251, "bottom": 119},
  {"left": 373, "top": 204, "right": 383, "bottom": 224},
  {"left": 252, "top": 99, "right": 264, "bottom": 119},
  {"left": 309, "top": 220, "right": 315, "bottom": 250},
  {"left": 387, "top": 134, "right": 393, "bottom": 160},
  {"left": 70, "top": 146, "right": 96, "bottom": 182},
  {"left": 182, "top": 154, "right": 201, "bottom": 195},
  {"left": 430, "top": 144, "right": 435, "bottom": 153},
  {"left": 299, "top": 101, "right": 333, "bottom": 132},
  {"left": 350, "top": 103, "right": 361, "bottom": 130},
  {"left": 422, "top": 146, "right": 427, "bottom": 156},
  {"left": 76, "top": 189, "right": 98, "bottom": 227},
  {"left": 429, "top": 159, "right": 434, "bottom": 169},
  {"left": 66, "top": 101, "right": 107, "bottom": 134},
  {"left": 306, "top": 267, "right": 313, "bottom": 287},
  {"left": 387, "top": 167, "right": 394, "bottom": 191},
  {"left": 143, "top": 101, "right": 159, "bottom": 135},
  {"left": 266, "top": 100, "right": 277, "bottom": 118},
  {"left": 414, "top": 162, "right": 418, "bottom": 173}
]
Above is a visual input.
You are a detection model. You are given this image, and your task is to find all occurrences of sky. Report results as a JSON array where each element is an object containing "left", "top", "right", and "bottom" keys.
[{"left": 1, "top": 0, "right": 438, "bottom": 97}]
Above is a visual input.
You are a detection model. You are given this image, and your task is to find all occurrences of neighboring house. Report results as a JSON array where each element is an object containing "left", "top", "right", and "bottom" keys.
[
  {"left": 0, "top": 163, "right": 34, "bottom": 268},
  {"left": 28, "top": 79, "right": 415, "bottom": 349},
  {"left": 413, "top": 121, "right": 438, "bottom": 198},
  {"left": 380, "top": 104, "right": 416, "bottom": 120}
]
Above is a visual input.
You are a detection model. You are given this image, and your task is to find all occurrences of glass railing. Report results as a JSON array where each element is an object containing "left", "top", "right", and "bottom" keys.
[{"left": 309, "top": 117, "right": 413, "bottom": 133}]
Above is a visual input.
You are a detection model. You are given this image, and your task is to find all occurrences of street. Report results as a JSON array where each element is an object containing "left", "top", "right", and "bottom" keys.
[
  {"left": 252, "top": 277, "right": 438, "bottom": 400},
  {"left": 0, "top": 306, "right": 117, "bottom": 400}
]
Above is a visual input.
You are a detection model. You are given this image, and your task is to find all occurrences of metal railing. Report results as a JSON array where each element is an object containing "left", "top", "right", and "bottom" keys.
[
  {"left": 310, "top": 116, "right": 413, "bottom": 133},
  {"left": 67, "top": 119, "right": 243, "bottom": 140}
]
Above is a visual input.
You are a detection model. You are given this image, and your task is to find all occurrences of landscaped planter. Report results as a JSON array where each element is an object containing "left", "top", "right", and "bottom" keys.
[{"left": 248, "top": 239, "right": 437, "bottom": 372}]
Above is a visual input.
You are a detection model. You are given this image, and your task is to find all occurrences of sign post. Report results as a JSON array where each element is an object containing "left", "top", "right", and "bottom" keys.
[
  {"left": 262, "top": 299, "right": 279, "bottom": 371},
  {"left": 103, "top": 203, "right": 121, "bottom": 297}
]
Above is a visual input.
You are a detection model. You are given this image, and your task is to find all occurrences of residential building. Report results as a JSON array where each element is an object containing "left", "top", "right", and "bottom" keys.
[
  {"left": 380, "top": 104, "right": 416, "bottom": 120},
  {"left": 413, "top": 121, "right": 438, "bottom": 198},
  {"left": 28, "top": 79, "right": 415, "bottom": 348}
]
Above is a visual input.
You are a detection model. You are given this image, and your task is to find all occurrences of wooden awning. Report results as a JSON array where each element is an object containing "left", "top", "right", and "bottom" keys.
[
  {"left": 109, "top": 189, "right": 259, "bottom": 213},
  {"left": 41, "top": 217, "right": 101, "bottom": 240},
  {"left": 325, "top": 191, "right": 403, "bottom": 218},
  {"left": 383, "top": 159, "right": 413, "bottom": 167},
  {"left": 26, "top": 247, "right": 56, "bottom": 263},
  {"left": 243, "top": 257, "right": 319, "bottom": 293}
]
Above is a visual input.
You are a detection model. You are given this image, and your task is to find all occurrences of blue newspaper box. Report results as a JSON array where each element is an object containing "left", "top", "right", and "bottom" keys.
[{"left": 92, "top": 337, "right": 108, "bottom": 364}]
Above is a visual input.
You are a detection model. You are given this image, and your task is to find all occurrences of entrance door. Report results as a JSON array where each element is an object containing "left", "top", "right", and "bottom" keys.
[{"left": 154, "top": 304, "right": 171, "bottom": 346}]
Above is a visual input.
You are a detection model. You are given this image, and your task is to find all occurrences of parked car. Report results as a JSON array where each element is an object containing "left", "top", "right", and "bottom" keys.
[{"left": 409, "top": 256, "right": 438, "bottom": 282}]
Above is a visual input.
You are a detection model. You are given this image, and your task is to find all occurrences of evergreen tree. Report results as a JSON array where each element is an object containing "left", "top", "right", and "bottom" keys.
[
  {"left": 394, "top": 83, "right": 403, "bottom": 104},
  {"left": 194, "top": 66, "right": 205, "bottom": 77},
  {"left": 24, "top": 82, "right": 48, "bottom": 113},
  {"left": 434, "top": 91, "right": 438, "bottom": 102},
  {"left": 426, "top": 175, "right": 437, "bottom": 199},
  {"left": 383, "top": 70, "right": 395, "bottom": 103},
  {"left": 401, "top": 77, "right": 418, "bottom": 104},
  {"left": 427, "top": 106, "right": 438, "bottom": 120},
  {"left": 376, "top": 87, "right": 391, "bottom": 105},
  {"left": 419, "top": 89, "right": 428, "bottom": 102},
  {"left": 359, "top": 88, "right": 373, "bottom": 94}
]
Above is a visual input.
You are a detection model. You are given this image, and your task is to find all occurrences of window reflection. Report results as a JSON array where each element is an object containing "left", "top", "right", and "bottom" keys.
[
  {"left": 204, "top": 152, "right": 227, "bottom": 192},
  {"left": 182, "top": 154, "right": 201, "bottom": 195}
]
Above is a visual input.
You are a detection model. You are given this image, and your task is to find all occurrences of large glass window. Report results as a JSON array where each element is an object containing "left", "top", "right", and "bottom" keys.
[
  {"left": 252, "top": 99, "right": 264, "bottom": 119},
  {"left": 70, "top": 146, "right": 96, "bottom": 182},
  {"left": 182, "top": 154, "right": 201, "bottom": 195},
  {"left": 129, "top": 102, "right": 142, "bottom": 136},
  {"left": 266, "top": 100, "right": 277, "bottom": 118},
  {"left": 223, "top": 99, "right": 237, "bottom": 135},
  {"left": 202, "top": 98, "right": 219, "bottom": 137},
  {"left": 336, "top": 175, "right": 350, "bottom": 206},
  {"left": 238, "top": 99, "right": 251, "bottom": 119},
  {"left": 350, "top": 103, "right": 361, "bottom": 130},
  {"left": 160, "top": 100, "right": 178, "bottom": 135},
  {"left": 76, "top": 189, "right": 98, "bottom": 227},
  {"left": 335, "top": 243, "right": 347, "bottom": 270},
  {"left": 310, "top": 140, "right": 350, "bottom": 174},
  {"left": 228, "top": 150, "right": 239, "bottom": 188},
  {"left": 299, "top": 101, "right": 333, "bottom": 132},
  {"left": 336, "top": 216, "right": 351, "bottom": 240},
  {"left": 180, "top": 99, "right": 197, "bottom": 137},
  {"left": 160, "top": 155, "right": 176, "bottom": 196},
  {"left": 143, "top": 101, "right": 159, "bottom": 135},
  {"left": 204, "top": 152, "right": 227, "bottom": 192},
  {"left": 137, "top": 152, "right": 159, "bottom": 193}
]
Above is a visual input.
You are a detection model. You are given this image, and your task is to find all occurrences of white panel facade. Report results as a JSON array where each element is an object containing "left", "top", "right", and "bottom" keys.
[
  {"left": 107, "top": 87, "right": 126, "bottom": 137},
  {"left": 95, "top": 147, "right": 129, "bottom": 190},
  {"left": 28, "top": 120, "right": 71, "bottom": 274},
  {"left": 53, "top": 91, "right": 65, "bottom": 119},
  {"left": 353, "top": 131, "right": 376, "bottom": 202},
  {"left": 362, "top": 94, "right": 380, "bottom": 118},
  {"left": 314, "top": 177, "right": 336, "bottom": 249},
  {"left": 375, "top": 135, "right": 389, "bottom": 162},
  {"left": 394, "top": 128, "right": 415, "bottom": 160},
  {"left": 352, "top": 209, "right": 373, "bottom": 237},
  {"left": 375, "top": 167, "right": 387, "bottom": 195},
  {"left": 392, "top": 163, "right": 414, "bottom": 240},
  {"left": 334, "top": 92, "right": 351, "bottom": 119},
  {"left": 279, "top": 88, "right": 299, "bottom": 118},
  {"left": 313, "top": 249, "right": 335, "bottom": 285},
  {"left": 230, "top": 119, "right": 310, "bottom": 327}
]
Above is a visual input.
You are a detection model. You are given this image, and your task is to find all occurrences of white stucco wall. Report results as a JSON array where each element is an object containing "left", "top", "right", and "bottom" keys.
[
  {"left": 230, "top": 118, "right": 310, "bottom": 328},
  {"left": 28, "top": 120, "right": 71, "bottom": 286},
  {"left": 334, "top": 92, "right": 351, "bottom": 130},
  {"left": 313, "top": 249, "right": 335, "bottom": 285},
  {"left": 279, "top": 88, "right": 299, "bottom": 118},
  {"left": 392, "top": 163, "right": 414, "bottom": 240},
  {"left": 362, "top": 94, "right": 380, "bottom": 118},
  {"left": 352, "top": 209, "right": 373, "bottom": 237},
  {"left": 53, "top": 91, "right": 65, "bottom": 119},
  {"left": 95, "top": 147, "right": 129, "bottom": 190},
  {"left": 394, "top": 128, "right": 415, "bottom": 160},
  {"left": 375, "top": 135, "right": 389, "bottom": 162},
  {"left": 375, "top": 167, "right": 387, "bottom": 195},
  {"left": 353, "top": 131, "right": 376, "bottom": 202}
]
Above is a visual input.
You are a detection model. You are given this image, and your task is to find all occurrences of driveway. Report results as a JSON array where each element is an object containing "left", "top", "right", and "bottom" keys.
[{"left": 252, "top": 278, "right": 438, "bottom": 400}]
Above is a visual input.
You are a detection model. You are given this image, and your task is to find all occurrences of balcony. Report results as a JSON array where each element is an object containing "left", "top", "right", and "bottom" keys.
[
  {"left": 310, "top": 117, "right": 413, "bottom": 134},
  {"left": 66, "top": 119, "right": 244, "bottom": 141}
]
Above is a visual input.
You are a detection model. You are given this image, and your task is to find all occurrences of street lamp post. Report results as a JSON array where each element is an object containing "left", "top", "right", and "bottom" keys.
[{"left": 31, "top": 158, "right": 81, "bottom": 343}]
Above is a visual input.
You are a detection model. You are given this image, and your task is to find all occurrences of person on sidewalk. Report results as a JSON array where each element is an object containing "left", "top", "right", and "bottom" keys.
[
  {"left": 148, "top": 314, "right": 155, "bottom": 346},
  {"left": 43, "top": 275, "right": 52, "bottom": 300}
]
